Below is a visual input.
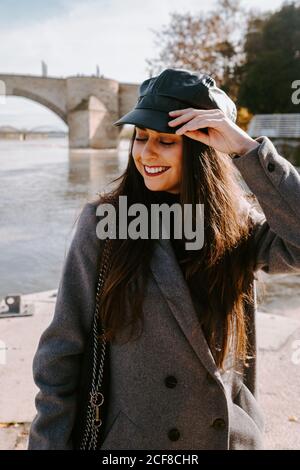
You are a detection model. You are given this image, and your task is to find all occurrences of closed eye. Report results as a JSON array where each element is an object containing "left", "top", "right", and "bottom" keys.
[{"left": 135, "top": 138, "right": 175, "bottom": 146}]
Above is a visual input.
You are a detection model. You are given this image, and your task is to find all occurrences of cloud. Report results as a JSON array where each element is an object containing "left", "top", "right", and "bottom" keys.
[
  {"left": 0, "top": 0, "right": 178, "bottom": 82},
  {"left": 0, "top": 0, "right": 286, "bottom": 128},
  {"left": 0, "top": 0, "right": 286, "bottom": 82},
  {"left": 0, "top": 0, "right": 77, "bottom": 29}
]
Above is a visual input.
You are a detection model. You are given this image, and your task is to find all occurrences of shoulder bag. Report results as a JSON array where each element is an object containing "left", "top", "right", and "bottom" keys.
[{"left": 72, "top": 235, "right": 113, "bottom": 450}]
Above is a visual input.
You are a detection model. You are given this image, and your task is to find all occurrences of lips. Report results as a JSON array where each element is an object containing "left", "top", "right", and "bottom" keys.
[{"left": 143, "top": 165, "right": 170, "bottom": 176}]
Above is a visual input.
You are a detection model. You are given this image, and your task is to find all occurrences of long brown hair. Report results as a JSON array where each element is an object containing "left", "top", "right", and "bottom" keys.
[{"left": 93, "top": 127, "right": 257, "bottom": 371}]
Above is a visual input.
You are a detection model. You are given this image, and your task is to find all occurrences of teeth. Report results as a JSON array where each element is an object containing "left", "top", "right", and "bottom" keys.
[{"left": 144, "top": 165, "right": 169, "bottom": 174}]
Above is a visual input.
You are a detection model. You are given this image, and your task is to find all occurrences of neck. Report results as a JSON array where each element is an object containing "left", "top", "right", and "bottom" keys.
[{"left": 148, "top": 190, "right": 180, "bottom": 205}]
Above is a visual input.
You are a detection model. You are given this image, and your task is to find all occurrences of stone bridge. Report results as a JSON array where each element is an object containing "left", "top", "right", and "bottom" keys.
[{"left": 0, "top": 74, "right": 139, "bottom": 148}]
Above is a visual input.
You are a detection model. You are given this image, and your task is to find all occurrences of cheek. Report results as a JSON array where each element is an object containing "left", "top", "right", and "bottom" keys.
[
  {"left": 169, "top": 149, "right": 183, "bottom": 175},
  {"left": 132, "top": 143, "right": 143, "bottom": 162},
  {"left": 132, "top": 150, "right": 141, "bottom": 168},
  {"left": 133, "top": 159, "right": 143, "bottom": 175}
]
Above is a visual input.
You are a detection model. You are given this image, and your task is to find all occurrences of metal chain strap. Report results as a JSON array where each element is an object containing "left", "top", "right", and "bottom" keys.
[{"left": 79, "top": 231, "right": 114, "bottom": 450}]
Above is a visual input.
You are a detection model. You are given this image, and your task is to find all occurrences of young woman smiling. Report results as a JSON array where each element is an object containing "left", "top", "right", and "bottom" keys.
[{"left": 28, "top": 68, "right": 300, "bottom": 450}]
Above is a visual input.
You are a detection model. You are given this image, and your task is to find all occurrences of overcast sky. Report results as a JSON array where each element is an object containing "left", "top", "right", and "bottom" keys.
[{"left": 0, "top": 0, "right": 290, "bottom": 129}]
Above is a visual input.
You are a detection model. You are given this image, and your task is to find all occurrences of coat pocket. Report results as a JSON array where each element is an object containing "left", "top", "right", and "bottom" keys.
[
  {"left": 229, "top": 382, "right": 265, "bottom": 450},
  {"left": 100, "top": 409, "right": 148, "bottom": 450},
  {"left": 234, "top": 382, "right": 265, "bottom": 433}
]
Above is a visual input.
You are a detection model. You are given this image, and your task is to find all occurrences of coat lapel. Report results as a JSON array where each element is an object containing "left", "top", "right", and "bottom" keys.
[{"left": 149, "top": 236, "right": 225, "bottom": 387}]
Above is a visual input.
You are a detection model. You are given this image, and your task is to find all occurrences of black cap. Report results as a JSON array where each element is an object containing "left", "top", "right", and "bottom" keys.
[{"left": 113, "top": 68, "right": 237, "bottom": 134}]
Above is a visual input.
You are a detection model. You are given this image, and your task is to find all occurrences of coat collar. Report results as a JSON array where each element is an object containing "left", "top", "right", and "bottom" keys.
[{"left": 149, "top": 236, "right": 225, "bottom": 388}]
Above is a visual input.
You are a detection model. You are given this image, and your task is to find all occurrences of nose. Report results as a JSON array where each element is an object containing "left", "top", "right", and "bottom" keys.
[{"left": 140, "top": 138, "right": 160, "bottom": 163}]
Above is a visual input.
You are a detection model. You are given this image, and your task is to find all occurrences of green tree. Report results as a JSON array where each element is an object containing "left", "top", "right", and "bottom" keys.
[{"left": 237, "top": 1, "right": 300, "bottom": 113}]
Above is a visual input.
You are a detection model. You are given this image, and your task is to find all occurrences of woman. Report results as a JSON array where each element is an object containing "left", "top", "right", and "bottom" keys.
[{"left": 28, "top": 68, "right": 300, "bottom": 450}]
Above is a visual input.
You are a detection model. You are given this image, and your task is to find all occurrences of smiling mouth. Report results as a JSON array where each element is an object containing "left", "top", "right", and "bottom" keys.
[{"left": 143, "top": 165, "right": 170, "bottom": 176}]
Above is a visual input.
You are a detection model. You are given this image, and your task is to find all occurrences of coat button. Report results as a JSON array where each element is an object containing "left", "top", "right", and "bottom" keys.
[
  {"left": 165, "top": 375, "right": 178, "bottom": 388},
  {"left": 212, "top": 418, "right": 226, "bottom": 430},
  {"left": 168, "top": 428, "right": 180, "bottom": 441},
  {"left": 267, "top": 162, "right": 275, "bottom": 172}
]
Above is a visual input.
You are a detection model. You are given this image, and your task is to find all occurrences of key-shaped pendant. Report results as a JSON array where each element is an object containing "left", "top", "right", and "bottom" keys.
[
  {"left": 94, "top": 405, "right": 102, "bottom": 427},
  {"left": 90, "top": 391, "right": 104, "bottom": 428}
]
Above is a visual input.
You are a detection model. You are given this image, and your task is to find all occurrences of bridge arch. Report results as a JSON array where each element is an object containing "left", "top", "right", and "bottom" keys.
[
  {"left": 11, "top": 88, "right": 67, "bottom": 123},
  {"left": 0, "top": 74, "right": 139, "bottom": 148}
]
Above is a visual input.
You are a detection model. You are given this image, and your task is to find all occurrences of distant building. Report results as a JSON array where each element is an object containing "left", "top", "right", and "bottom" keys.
[{"left": 247, "top": 114, "right": 300, "bottom": 165}]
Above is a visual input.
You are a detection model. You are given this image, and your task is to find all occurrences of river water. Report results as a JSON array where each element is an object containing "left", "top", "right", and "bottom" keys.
[{"left": 0, "top": 137, "right": 299, "bottom": 316}]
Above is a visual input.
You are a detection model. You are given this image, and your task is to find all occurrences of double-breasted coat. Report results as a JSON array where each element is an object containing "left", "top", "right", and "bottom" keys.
[{"left": 28, "top": 136, "right": 300, "bottom": 450}]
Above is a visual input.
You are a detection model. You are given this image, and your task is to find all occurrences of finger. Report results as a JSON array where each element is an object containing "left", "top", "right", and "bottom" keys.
[
  {"left": 185, "top": 130, "right": 210, "bottom": 146},
  {"left": 168, "top": 109, "right": 221, "bottom": 127},
  {"left": 176, "top": 117, "right": 223, "bottom": 135},
  {"left": 168, "top": 108, "right": 194, "bottom": 116},
  {"left": 168, "top": 110, "right": 200, "bottom": 127},
  {"left": 185, "top": 131, "right": 210, "bottom": 145},
  {"left": 169, "top": 108, "right": 222, "bottom": 117}
]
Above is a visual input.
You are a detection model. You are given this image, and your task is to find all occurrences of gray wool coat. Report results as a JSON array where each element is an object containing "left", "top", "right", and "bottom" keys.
[{"left": 28, "top": 136, "right": 300, "bottom": 450}]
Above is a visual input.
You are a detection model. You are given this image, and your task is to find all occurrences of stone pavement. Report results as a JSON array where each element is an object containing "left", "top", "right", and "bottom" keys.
[{"left": 0, "top": 290, "right": 299, "bottom": 450}]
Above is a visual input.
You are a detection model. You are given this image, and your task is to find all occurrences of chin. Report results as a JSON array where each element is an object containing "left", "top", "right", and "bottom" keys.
[{"left": 144, "top": 181, "right": 168, "bottom": 192}]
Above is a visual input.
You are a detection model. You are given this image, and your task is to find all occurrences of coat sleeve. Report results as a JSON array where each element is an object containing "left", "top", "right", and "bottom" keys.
[
  {"left": 27, "top": 201, "right": 104, "bottom": 450},
  {"left": 232, "top": 136, "right": 300, "bottom": 274}
]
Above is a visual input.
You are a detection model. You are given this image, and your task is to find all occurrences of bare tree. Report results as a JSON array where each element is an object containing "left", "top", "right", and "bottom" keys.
[{"left": 145, "top": 0, "right": 247, "bottom": 96}]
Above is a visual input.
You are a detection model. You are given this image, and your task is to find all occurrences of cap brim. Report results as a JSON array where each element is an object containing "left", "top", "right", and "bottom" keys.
[{"left": 113, "top": 108, "right": 178, "bottom": 134}]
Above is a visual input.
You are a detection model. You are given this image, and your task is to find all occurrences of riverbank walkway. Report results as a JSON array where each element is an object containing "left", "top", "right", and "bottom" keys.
[{"left": 0, "top": 289, "right": 300, "bottom": 450}]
